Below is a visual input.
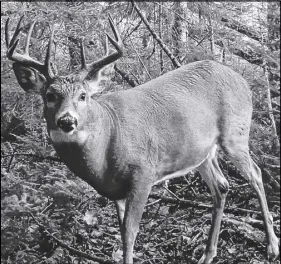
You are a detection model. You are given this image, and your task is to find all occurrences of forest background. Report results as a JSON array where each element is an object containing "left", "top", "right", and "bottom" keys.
[{"left": 1, "top": 1, "right": 280, "bottom": 264}]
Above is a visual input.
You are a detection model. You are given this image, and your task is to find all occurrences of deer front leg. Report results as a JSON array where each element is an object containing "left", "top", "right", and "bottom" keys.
[
  {"left": 115, "top": 199, "right": 126, "bottom": 243},
  {"left": 122, "top": 170, "right": 154, "bottom": 264}
]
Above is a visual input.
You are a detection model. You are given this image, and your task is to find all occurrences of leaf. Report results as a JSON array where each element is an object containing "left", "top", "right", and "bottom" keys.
[
  {"left": 91, "top": 230, "right": 103, "bottom": 238},
  {"left": 83, "top": 210, "right": 98, "bottom": 225},
  {"left": 227, "top": 246, "right": 237, "bottom": 254},
  {"left": 112, "top": 249, "right": 123, "bottom": 263}
]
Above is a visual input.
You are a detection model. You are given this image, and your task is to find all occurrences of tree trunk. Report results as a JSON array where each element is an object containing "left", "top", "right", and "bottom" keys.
[
  {"left": 171, "top": 1, "right": 184, "bottom": 60},
  {"left": 65, "top": 3, "right": 82, "bottom": 70},
  {"left": 267, "top": 1, "right": 280, "bottom": 52},
  {"left": 158, "top": 3, "right": 164, "bottom": 73},
  {"left": 265, "top": 1, "right": 280, "bottom": 152},
  {"left": 67, "top": 36, "right": 80, "bottom": 70},
  {"left": 266, "top": 1, "right": 280, "bottom": 91}
]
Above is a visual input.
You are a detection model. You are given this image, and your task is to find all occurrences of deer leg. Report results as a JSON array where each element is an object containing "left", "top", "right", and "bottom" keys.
[
  {"left": 115, "top": 199, "right": 126, "bottom": 243},
  {"left": 225, "top": 144, "right": 279, "bottom": 260},
  {"left": 122, "top": 172, "right": 154, "bottom": 264},
  {"left": 197, "top": 145, "right": 229, "bottom": 264}
]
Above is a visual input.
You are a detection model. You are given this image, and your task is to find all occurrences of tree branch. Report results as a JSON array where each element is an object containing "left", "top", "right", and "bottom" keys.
[
  {"left": 220, "top": 17, "right": 266, "bottom": 43},
  {"left": 148, "top": 194, "right": 278, "bottom": 218},
  {"left": 131, "top": 0, "right": 181, "bottom": 69},
  {"left": 114, "top": 65, "right": 138, "bottom": 87}
]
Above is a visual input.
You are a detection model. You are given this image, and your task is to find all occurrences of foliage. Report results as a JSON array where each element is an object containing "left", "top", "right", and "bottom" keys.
[{"left": 1, "top": 1, "right": 280, "bottom": 264}]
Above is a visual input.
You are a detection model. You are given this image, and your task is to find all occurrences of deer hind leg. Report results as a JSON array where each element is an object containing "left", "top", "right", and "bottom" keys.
[
  {"left": 197, "top": 145, "right": 229, "bottom": 264},
  {"left": 223, "top": 142, "right": 279, "bottom": 260}
]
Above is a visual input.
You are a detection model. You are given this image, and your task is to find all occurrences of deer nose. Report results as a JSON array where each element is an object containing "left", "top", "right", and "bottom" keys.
[{"left": 57, "top": 113, "right": 78, "bottom": 133}]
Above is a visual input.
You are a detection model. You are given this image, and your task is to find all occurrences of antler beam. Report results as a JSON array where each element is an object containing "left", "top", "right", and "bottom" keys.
[
  {"left": 5, "top": 16, "right": 55, "bottom": 81},
  {"left": 79, "top": 15, "right": 123, "bottom": 76}
]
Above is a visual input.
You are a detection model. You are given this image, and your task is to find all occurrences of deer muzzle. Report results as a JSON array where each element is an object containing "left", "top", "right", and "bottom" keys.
[{"left": 56, "top": 113, "right": 78, "bottom": 133}]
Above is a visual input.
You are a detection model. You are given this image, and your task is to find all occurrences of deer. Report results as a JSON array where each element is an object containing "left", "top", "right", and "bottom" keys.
[{"left": 5, "top": 15, "right": 279, "bottom": 264}]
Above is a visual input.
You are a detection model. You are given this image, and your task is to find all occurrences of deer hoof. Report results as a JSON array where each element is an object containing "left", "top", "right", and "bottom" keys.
[
  {"left": 267, "top": 236, "right": 279, "bottom": 261},
  {"left": 198, "top": 252, "right": 216, "bottom": 264}
]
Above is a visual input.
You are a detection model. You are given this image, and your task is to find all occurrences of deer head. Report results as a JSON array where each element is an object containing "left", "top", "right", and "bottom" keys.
[{"left": 5, "top": 15, "right": 123, "bottom": 136}]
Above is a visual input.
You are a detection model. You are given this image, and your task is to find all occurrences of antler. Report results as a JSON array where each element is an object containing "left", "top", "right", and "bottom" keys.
[
  {"left": 79, "top": 14, "right": 123, "bottom": 76},
  {"left": 5, "top": 16, "right": 55, "bottom": 81}
]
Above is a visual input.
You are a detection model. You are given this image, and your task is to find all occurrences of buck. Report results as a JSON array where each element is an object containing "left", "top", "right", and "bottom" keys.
[{"left": 5, "top": 16, "right": 279, "bottom": 264}]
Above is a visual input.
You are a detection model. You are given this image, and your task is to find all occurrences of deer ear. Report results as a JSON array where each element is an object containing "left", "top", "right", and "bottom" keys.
[
  {"left": 99, "top": 63, "right": 115, "bottom": 80},
  {"left": 85, "top": 64, "right": 115, "bottom": 95},
  {"left": 12, "top": 63, "right": 46, "bottom": 94}
]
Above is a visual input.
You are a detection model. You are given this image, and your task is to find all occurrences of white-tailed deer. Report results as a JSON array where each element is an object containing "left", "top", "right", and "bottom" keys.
[{"left": 6, "top": 16, "right": 279, "bottom": 264}]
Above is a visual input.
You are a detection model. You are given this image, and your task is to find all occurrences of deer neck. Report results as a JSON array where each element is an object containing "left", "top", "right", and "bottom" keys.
[{"left": 50, "top": 100, "right": 115, "bottom": 182}]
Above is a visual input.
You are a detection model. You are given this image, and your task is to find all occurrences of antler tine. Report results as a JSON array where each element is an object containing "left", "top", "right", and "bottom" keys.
[
  {"left": 104, "top": 35, "right": 109, "bottom": 56},
  {"left": 106, "top": 14, "right": 123, "bottom": 55},
  {"left": 108, "top": 14, "right": 119, "bottom": 41},
  {"left": 9, "top": 15, "right": 24, "bottom": 49},
  {"left": 5, "top": 15, "right": 23, "bottom": 54},
  {"left": 24, "top": 21, "right": 36, "bottom": 55},
  {"left": 6, "top": 16, "right": 55, "bottom": 81},
  {"left": 105, "top": 33, "right": 123, "bottom": 55},
  {"left": 5, "top": 17, "right": 10, "bottom": 48},
  {"left": 80, "top": 38, "right": 87, "bottom": 70},
  {"left": 84, "top": 15, "right": 123, "bottom": 76},
  {"left": 44, "top": 25, "right": 55, "bottom": 79},
  {"left": 7, "top": 38, "right": 21, "bottom": 60}
]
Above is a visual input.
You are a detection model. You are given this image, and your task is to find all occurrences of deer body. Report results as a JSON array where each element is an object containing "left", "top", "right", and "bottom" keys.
[
  {"left": 49, "top": 60, "right": 250, "bottom": 201},
  {"left": 6, "top": 16, "right": 279, "bottom": 264}
]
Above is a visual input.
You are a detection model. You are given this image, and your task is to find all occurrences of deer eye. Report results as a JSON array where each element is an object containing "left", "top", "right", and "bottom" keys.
[
  {"left": 46, "top": 92, "right": 56, "bottom": 103},
  {"left": 79, "top": 92, "right": 86, "bottom": 101}
]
